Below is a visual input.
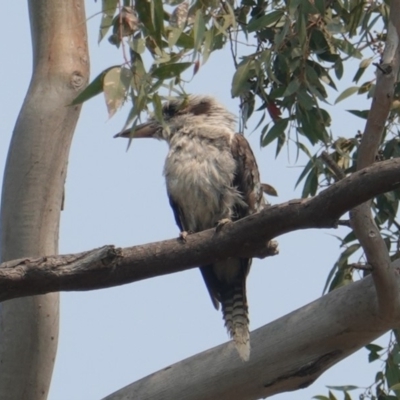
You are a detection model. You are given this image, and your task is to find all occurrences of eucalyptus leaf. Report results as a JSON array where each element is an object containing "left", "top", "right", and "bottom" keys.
[
  {"left": 103, "top": 67, "right": 132, "bottom": 118},
  {"left": 151, "top": 62, "right": 192, "bottom": 79}
]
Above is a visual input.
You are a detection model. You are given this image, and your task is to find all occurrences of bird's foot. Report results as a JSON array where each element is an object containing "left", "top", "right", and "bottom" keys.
[
  {"left": 216, "top": 218, "right": 232, "bottom": 233},
  {"left": 179, "top": 230, "right": 193, "bottom": 243}
]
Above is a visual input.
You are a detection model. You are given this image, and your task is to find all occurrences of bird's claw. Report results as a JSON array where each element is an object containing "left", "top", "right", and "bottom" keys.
[
  {"left": 179, "top": 230, "right": 192, "bottom": 243},
  {"left": 216, "top": 218, "right": 232, "bottom": 233}
]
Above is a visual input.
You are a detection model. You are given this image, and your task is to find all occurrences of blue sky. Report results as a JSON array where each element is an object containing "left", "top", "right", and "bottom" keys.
[{"left": 0, "top": 2, "right": 388, "bottom": 399}]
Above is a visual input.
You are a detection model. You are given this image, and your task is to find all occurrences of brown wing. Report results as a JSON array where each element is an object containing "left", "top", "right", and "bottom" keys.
[
  {"left": 231, "top": 133, "right": 264, "bottom": 220},
  {"left": 200, "top": 133, "right": 264, "bottom": 309}
]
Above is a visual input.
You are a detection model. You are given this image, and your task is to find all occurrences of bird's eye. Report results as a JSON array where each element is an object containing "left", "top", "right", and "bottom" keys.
[{"left": 163, "top": 103, "right": 178, "bottom": 119}]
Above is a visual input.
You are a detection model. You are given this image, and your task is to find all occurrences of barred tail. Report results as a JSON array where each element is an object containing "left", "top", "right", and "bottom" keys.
[{"left": 220, "top": 280, "right": 250, "bottom": 361}]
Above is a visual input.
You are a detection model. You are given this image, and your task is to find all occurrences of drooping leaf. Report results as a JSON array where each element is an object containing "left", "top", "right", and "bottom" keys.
[
  {"left": 130, "top": 38, "right": 146, "bottom": 54},
  {"left": 366, "top": 344, "right": 384, "bottom": 352},
  {"left": 151, "top": 0, "right": 164, "bottom": 47},
  {"left": 103, "top": 67, "right": 133, "bottom": 118},
  {"left": 326, "top": 386, "right": 358, "bottom": 392},
  {"left": 167, "top": 27, "right": 184, "bottom": 48},
  {"left": 136, "top": 0, "right": 154, "bottom": 34},
  {"left": 99, "top": 0, "right": 118, "bottom": 43},
  {"left": 193, "top": 9, "right": 206, "bottom": 58},
  {"left": 301, "top": 165, "right": 319, "bottom": 197},
  {"left": 261, "top": 118, "right": 289, "bottom": 147},
  {"left": 151, "top": 62, "right": 192, "bottom": 79},
  {"left": 71, "top": 67, "right": 117, "bottom": 106},
  {"left": 152, "top": 93, "right": 165, "bottom": 125},
  {"left": 334, "top": 58, "right": 344, "bottom": 80},
  {"left": 202, "top": 28, "right": 215, "bottom": 65},
  {"left": 347, "top": 109, "right": 369, "bottom": 119},
  {"left": 246, "top": 10, "right": 284, "bottom": 32},
  {"left": 353, "top": 58, "right": 373, "bottom": 83},
  {"left": 335, "top": 86, "right": 359, "bottom": 103},
  {"left": 231, "top": 59, "right": 253, "bottom": 97}
]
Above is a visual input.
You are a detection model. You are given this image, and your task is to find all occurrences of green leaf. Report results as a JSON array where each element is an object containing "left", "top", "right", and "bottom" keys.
[
  {"left": 342, "top": 231, "right": 356, "bottom": 245},
  {"left": 367, "top": 349, "right": 380, "bottom": 362},
  {"left": 326, "top": 385, "right": 358, "bottom": 392},
  {"left": 297, "top": 88, "right": 315, "bottom": 110},
  {"left": 151, "top": 0, "right": 164, "bottom": 47},
  {"left": 247, "top": 10, "right": 284, "bottom": 32},
  {"left": 167, "top": 27, "right": 184, "bottom": 48},
  {"left": 359, "top": 57, "right": 373, "bottom": 69},
  {"left": 296, "top": 12, "right": 307, "bottom": 45},
  {"left": 130, "top": 38, "right": 146, "bottom": 54},
  {"left": 353, "top": 58, "right": 373, "bottom": 83},
  {"left": 390, "top": 383, "right": 400, "bottom": 391},
  {"left": 274, "top": 17, "right": 290, "bottom": 48},
  {"left": 295, "top": 157, "right": 314, "bottom": 188},
  {"left": 261, "top": 119, "right": 289, "bottom": 147},
  {"left": 301, "top": 166, "right": 319, "bottom": 197},
  {"left": 202, "top": 28, "right": 215, "bottom": 65},
  {"left": 131, "top": 56, "right": 147, "bottom": 91},
  {"left": 152, "top": 93, "right": 164, "bottom": 123},
  {"left": 336, "top": 39, "right": 362, "bottom": 59},
  {"left": 103, "top": 66, "right": 132, "bottom": 118},
  {"left": 151, "top": 62, "right": 192, "bottom": 79},
  {"left": 313, "top": 396, "right": 330, "bottom": 400},
  {"left": 99, "top": 0, "right": 118, "bottom": 43},
  {"left": 322, "top": 262, "right": 339, "bottom": 294},
  {"left": 347, "top": 109, "right": 369, "bottom": 119},
  {"left": 375, "top": 371, "right": 384, "bottom": 383},
  {"left": 337, "top": 244, "right": 360, "bottom": 266},
  {"left": 334, "top": 59, "right": 344, "bottom": 80},
  {"left": 193, "top": 10, "right": 206, "bottom": 57},
  {"left": 343, "top": 392, "right": 352, "bottom": 400},
  {"left": 365, "top": 344, "right": 384, "bottom": 352},
  {"left": 136, "top": 0, "right": 154, "bottom": 34},
  {"left": 386, "top": 353, "right": 400, "bottom": 390},
  {"left": 275, "top": 130, "right": 286, "bottom": 157},
  {"left": 328, "top": 390, "right": 338, "bottom": 400},
  {"left": 283, "top": 79, "right": 301, "bottom": 96},
  {"left": 231, "top": 60, "right": 253, "bottom": 97},
  {"left": 314, "top": 0, "right": 326, "bottom": 14},
  {"left": 335, "top": 87, "right": 359, "bottom": 104},
  {"left": 71, "top": 67, "right": 116, "bottom": 106},
  {"left": 175, "top": 31, "right": 195, "bottom": 48}
]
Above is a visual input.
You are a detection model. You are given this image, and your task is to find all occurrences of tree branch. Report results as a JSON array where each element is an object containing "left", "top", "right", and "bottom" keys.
[
  {"left": 0, "top": 158, "right": 400, "bottom": 302},
  {"left": 101, "top": 264, "right": 400, "bottom": 400},
  {"left": 350, "top": 1, "right": 400, "bottom": 320}
]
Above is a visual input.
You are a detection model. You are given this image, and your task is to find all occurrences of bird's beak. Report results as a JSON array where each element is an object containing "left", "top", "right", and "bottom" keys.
[{"left": 113, "top": 122, "right": 159, "bottom": 139}]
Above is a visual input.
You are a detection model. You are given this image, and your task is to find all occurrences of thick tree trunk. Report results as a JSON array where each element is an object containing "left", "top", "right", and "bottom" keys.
[{"left": 0, "top": 1, "right": 89, "bottom": 399}]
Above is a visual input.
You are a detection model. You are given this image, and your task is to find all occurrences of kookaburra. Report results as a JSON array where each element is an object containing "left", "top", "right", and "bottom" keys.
[{"left": 115, "top": 95, "right": 265, "bottom": 361}]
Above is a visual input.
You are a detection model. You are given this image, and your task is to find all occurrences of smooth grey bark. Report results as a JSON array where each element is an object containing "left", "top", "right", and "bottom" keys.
[
  {"left": 102, "top": 265, "right": 398, "bottom": 400},
  {"left": 0, "top": 1, "right": 89, "bottom": 399}
]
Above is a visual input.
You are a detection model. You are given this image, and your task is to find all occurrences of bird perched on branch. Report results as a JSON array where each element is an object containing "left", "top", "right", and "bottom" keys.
[{"left": 115, "top": 95, "right": 265, "bottom": 361}]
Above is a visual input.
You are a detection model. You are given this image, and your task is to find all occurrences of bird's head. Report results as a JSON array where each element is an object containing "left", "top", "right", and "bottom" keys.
[{"left": 114, "top": 95, "right": 236, "bottom": 142}]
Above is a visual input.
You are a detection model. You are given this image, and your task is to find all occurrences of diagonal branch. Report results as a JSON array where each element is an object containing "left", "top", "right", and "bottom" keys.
[
  {"left": 350, "top": 2, "right": 400, "bottom": 320},
  {"left": 0, "top": 158, "right": 400, "bottom": 302}
]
